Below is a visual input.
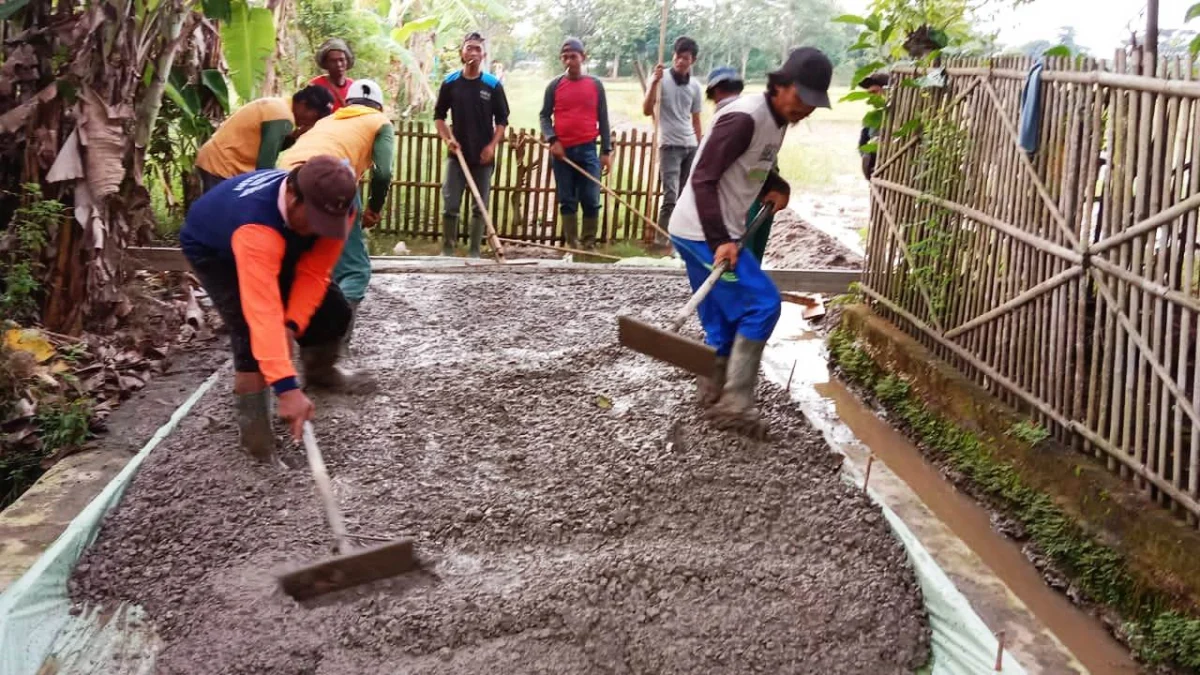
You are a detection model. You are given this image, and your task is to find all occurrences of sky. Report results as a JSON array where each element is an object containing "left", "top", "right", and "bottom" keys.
[{"left": 838, "top": 0, "right": 1193, "bottom": 54}]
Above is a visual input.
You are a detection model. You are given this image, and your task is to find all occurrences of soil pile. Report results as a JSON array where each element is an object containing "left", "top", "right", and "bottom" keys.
[
  {"left": 71, "top": 273, "right": 928, "bottom": 674},
  {"left": 764, "top": 208, "right": 864, "bottom": 270}
]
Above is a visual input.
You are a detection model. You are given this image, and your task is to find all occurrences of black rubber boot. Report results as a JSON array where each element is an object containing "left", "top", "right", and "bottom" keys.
[
  {"left": 301, "top": 342, "right": 377, "bottom": 394},
  {"left": 340, "top": 299, "right": 360, "bottom": 359},
  {"left": 468, "top": 214, "right": 484, "bottom": 259},
  {"left": 706, "top": 335, "right": 768, "bottom": 438},
  {"left": 562, "top": 214, "right": 579, "bottom": 248},
  {"left": 696, "top": 356, "right": 728, "bottom": 408},
  {"left": 582, "top": 216, "right": 599, "bottom": 250},
  {"left": 235, "top": 389, "right": 277, "bottom": 464},
  {"left": 442, "top": 215, "right": 459, "bottom": 256}
]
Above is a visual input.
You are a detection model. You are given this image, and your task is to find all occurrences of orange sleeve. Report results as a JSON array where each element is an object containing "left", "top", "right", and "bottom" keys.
[
  {"left": 285, "top": 236, "right": 346, "bottom": 336},
  {"left": 230, "top": 225, "right": 298, "bottom": 392}
]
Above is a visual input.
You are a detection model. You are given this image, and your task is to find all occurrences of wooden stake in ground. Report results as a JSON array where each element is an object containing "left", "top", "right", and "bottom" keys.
[
  {"left": 649, "top": 0, "right": 671, "bottom": 244},
  {"left": 451, "top": 145, "right": 507, "bottom": 263}
]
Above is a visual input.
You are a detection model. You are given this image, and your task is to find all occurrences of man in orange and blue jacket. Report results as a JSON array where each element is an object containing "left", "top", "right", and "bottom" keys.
[{"left": 180, "top": 155, "right": 374, "bottom": 465}]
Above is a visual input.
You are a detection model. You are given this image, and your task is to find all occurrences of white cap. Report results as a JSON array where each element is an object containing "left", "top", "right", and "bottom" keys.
[{"left": 346, "top": 79, "right": 385, "bottom": 107}]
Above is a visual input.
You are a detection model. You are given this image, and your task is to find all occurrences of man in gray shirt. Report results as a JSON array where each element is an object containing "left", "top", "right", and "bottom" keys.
[{"left": 643, "top": 36, "right": 703, "bottom": 247}]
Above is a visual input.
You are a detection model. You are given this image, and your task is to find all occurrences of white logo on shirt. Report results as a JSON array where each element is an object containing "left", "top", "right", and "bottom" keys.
[
  {"left": 233, "top": 170, "right": 284, "bottom": 198},
  {"left": 480, "top": 89, "right": 492, "bottom": 101}
]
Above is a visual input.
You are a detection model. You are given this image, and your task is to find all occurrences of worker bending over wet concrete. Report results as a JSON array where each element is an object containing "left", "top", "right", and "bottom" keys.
[
  {"left": 279, "top": 79, "right": 394, "bottom": 355},
  {"left": 670, "top": 48, "right": 832, "bottom": 435},
  {"left": 180, "top": 156, "right": 374, "bottom": 464},
  {"left": 435, "top": 31, "right": 510, "bottom": 258},
  {"left": 194, "top": 87, "right": 334, "bottom": 194},
  {"left": 540, "top": 37, "right": 612, "bottom": 249}
]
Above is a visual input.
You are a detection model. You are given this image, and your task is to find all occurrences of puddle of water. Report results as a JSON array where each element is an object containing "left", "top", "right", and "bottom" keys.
[{"left": 767, "top": 308, "right": 1140, "bottom": 675}]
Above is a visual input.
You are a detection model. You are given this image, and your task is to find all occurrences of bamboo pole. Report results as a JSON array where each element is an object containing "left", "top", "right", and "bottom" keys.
[
  {"left": 451, "top": 146, "right": 507, "bottom": 262},
  {"left": 1183, "top": 53, "right": 1200, "bottom": 522},
  {"left": 542, "top": 140, "right": 666, "bottom": 238},
  {"left": 981, "top": 79, "right": 1078, "bottom": 247},
  {"left": 496, "top": 237, "right": 620, "bottom": 260},
  {"left": 894, "top": 64, "right": 1200, "bottom": 98},
  {"left": 1089, "top": 190, "right": 1200, "bottom": 254},
  {"left": 871, "top": 178, "right": 1082, "bottom": 263},
  {"left": 861, "top": 281, "right": 1200, "bottom": 519},
  {"left": 870, "top": 183, "right": 947, "bottom": 332},
  {"left": 946, "top": 268, "right": 1083, "bottom": 339},
  {"left": 648, "top": 0, "right": 670, "bottom": 244}
]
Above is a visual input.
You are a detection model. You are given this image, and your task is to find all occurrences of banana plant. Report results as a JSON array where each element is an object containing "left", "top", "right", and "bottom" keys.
[{"left": 220, "top": 0, "right": 276, "bottom": 103}]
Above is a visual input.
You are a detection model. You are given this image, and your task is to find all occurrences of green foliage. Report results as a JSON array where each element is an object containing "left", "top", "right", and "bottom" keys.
[
  {"left": 828, "top": 327, "right": 1200, "bottom": 670},
  {"left": 874, "top": 374, "right": 911, "bottom": 405},
  {"left": 0, "top": 0, "right": 31, "bottom": 21},
  {"left": 221, "top": 0, "right": 277, "bottom": 103},
  {"left": 1007, "top": 420, "right": 1050, "bottom": 446},
  {"left": 1, "top": 185, "right": 65, "bottom": 323},
  {"left": 36, "top": 397, "right": 92, "bottom": 455}
]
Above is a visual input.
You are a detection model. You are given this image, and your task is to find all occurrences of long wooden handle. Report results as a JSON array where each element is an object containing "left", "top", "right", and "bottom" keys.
[
  {"left": 452, "top": 146, "right": 507, "bottom": 263},
  {"left": 539, "top": 138, "right": 667, "bottom": 239},
  {"left": 665, "top": 204, "right": 777, "bottom": 331},
  {"left": 302, "top": 421, "right": 353, "bottom": 554}
]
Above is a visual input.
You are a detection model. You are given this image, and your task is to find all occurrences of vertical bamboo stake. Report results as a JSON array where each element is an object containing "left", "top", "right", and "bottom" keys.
[
  {"left": 648, "top": 0, "right": 670, "bottom": 245},
  {"left": 1182, "top": 53, "right": 1200, "bottom": 523}
]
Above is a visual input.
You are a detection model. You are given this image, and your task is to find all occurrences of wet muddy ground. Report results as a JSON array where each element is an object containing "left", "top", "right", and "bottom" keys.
[{"left": 70, "top": 272, "right": 928, "bottom": 674}]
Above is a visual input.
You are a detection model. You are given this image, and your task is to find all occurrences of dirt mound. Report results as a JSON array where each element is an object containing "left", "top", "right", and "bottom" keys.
[
  {"left": 763, "top": 208, "right": 864, "bottom": 270},
  {"left": 70, "top": 273, "right": 928, "bottom": 674}
]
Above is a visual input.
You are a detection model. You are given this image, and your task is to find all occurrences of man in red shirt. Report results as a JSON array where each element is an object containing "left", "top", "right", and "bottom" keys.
[
  {"left": 539, "top": 37, "right": 612, "bottom": 250},
  {"left": 310, "top": 38, "right": 354, "bottom": 111}
]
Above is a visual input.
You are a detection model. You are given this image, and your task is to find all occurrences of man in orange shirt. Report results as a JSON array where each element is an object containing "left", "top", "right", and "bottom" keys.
[
  {"left": 195, "top": 86, "right": 334, "bottom": 193},
  {"left": 310, "top": 38, "right": 355, "bottom": 111},
  {"left": 180, "top": 156, "right": 373, "bottom": 464}
]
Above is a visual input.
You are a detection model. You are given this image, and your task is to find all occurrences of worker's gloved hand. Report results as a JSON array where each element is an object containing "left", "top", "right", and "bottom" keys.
[
  {"left": 714, "top": 241, "right": 738, "bottom": 271},
  {"left": 278, "top": 389, "right": 315, "bottom": 440},
  {"left": 550, "top": 141, "right": 565, "bottom": 160},
  {"left": 363, "top": 209, "right": 382, "bottom": 229},
  {"left": 600, "top": 153, "right": 612, "bottom": 176},
  {"left": 762, "top": 190, "right": 789, "bottom": 212}
]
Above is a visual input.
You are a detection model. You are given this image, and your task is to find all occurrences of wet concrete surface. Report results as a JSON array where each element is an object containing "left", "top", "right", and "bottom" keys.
[
  {"left": 69, "top": 273, "right": 929, "bottom": 674},
  {"left": 763, "top": 306, "right": 1142, "bottom": 675}
]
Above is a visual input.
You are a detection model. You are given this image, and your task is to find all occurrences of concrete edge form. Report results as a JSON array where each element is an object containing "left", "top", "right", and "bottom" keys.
[{"left": 0, "top": 368, "right": 222, "bottom": 675}]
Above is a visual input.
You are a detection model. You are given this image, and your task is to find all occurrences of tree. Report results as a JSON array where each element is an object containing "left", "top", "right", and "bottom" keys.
[{"left": 0, "top": 0, "right": 268, "bottom": 334}]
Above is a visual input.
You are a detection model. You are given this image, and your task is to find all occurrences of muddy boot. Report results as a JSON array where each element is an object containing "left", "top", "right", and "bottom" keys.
[
  {"left": 582, "top": 216, "right": 599, "bottom": 250},
  {"left": 301, "top": 342, "right": 377, "bottom": 393},
  {"left": 468, "top": 214, "right": 484, "bottom": 259},
  {"left": 235, "top": 389, "right": 277, "bottom": 463},
  {"left": 562, "top": 214, "right": 579, "bottom": 248},
  {"left": 340, "top": 299, "right": 361, "bottom": 359},
  {"left": 706, "top": 335, "right": 768, "bottom": 438},
  {"left": 441, "top": 215, "right": 459, "bottom": 256},
  {"left": 696, "top": 356, "right": 728, "bottom": 407}
]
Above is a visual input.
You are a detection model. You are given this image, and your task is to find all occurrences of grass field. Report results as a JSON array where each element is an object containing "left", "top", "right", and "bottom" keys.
[{"left": 500, "top": 71, "right": 869, "bottom": 194}]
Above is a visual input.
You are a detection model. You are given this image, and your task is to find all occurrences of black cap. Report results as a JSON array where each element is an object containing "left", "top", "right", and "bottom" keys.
[
  {"left": 770, "top": 47, "right": 833, "bottom": 109},
  {"left": 463, "top": 31, "right": 485, "bottom": 46}
]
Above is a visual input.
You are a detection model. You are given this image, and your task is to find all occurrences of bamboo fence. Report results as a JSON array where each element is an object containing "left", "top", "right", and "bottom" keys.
[
  {"left": 375, "top": 122, "right": 663, "bottom": 245},
  {"left": 864, "top": 52, "right": 1200, "bottom": 522}
]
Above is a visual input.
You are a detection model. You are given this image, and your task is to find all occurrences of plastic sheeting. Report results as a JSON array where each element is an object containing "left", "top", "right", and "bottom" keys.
[
  {"left": 0, "top": 369, "right": 221, "bottom": 675},
  {"left": 1, "top": 315, "right": 1030, "bottom": 674}
]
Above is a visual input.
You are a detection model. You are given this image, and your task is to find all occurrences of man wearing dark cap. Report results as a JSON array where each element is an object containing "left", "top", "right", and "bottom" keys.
[
  {"left": 435, "top": 32, "right": 510, "bottom": 258},
  {"left": 311, "top": 38, "right": 355, "bottom": 111},
  {"left": 180, "top": 155, "right": 373, "bottom": 465},
  {"left": 540, "top": 37, "right": 612, "bottom": 249},
  {"left": 669, "top": 47, "right": 832, "bottom": 436}
]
